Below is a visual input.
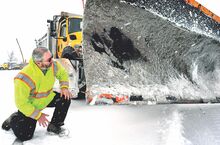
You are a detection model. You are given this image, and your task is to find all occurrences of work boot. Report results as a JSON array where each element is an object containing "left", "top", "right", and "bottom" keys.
[
  {"left": 2, "top": 112, "right": 17, "bottom": 131},
  {"left": 47, "top": 123, "right": 69, "bottom": 137},
  {"left": 47, "top": 123, "right": 62, "bottom": 134}
]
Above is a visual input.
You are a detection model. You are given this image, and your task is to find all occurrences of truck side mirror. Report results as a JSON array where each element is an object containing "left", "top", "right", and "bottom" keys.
[
  {"left": 70, "top": 34, "right": 77, "bottom": 40},
  {"left": 47, "top": 20, "right": 56, "bottom": 37},
  {"left": 63, "top": 37, "right": 67, "bottom": 42}
]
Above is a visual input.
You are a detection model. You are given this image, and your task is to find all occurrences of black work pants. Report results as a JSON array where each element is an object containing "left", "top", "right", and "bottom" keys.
[{"left": 10, "top": 92, "right": 71, "bottom": 141}]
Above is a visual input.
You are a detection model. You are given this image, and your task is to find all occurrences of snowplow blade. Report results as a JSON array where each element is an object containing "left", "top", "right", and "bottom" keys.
[{"left": 83, "top": 0, "right": 220, "bottom": 104}]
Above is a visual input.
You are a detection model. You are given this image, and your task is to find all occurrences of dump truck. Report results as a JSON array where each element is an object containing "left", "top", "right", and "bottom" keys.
[
  {"left": 37, "top": 12, "right": 86, "bottom": 99},
  {"left": 82, "top": 0, "right": 220, "bottom": 104}
]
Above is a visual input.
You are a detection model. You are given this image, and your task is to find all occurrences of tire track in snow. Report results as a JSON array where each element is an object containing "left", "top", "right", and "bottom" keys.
[
  {"left": 179, "top": 105, "right": 220, "bottom": 145},
  {"left": 160, "top": 109, "right": 192, "bottom": 145},
  {"left": 203, "top": 106, "right": 220, "bottom": 145}
]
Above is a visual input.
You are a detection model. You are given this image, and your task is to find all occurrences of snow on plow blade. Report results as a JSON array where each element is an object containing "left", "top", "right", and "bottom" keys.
[{"left": 83, "top": 0, "right": 220, "bottom": 104}]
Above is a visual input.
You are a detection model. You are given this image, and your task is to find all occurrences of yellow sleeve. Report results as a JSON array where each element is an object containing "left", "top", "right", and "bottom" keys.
[
  {"left": 55, "top": 61, "right": 69, "bottom": 89},
  {"left": 14, "top": 79, "right": 42, "bottom": 120}
]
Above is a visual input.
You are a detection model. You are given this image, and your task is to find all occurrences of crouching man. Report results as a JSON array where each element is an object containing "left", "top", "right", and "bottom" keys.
[{"left": 2, "top": 47, "right": 72, "bottom": 142}]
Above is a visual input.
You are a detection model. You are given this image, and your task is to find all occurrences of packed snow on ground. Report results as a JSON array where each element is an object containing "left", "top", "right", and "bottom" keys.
[{"left": 1, "top": 70, "right": 220, "bottom": 145}]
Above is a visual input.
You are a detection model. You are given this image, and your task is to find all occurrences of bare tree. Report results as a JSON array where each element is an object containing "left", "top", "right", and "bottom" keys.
[{"left": 7, "top": 51, "right": 17, "bottom": 64}]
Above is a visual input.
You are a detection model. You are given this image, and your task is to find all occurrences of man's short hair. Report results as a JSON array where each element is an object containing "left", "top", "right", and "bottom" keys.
[{"left": 32, "top": 47, "right": 49, "bottom": 62}]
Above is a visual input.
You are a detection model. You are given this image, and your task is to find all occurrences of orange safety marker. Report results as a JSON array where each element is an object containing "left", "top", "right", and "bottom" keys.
[
  {"left": 185, "top": 0, "right": 220, "bottom": 23},
  {"left": 98, "top": 93, "right": 129, "bottom": 103}
]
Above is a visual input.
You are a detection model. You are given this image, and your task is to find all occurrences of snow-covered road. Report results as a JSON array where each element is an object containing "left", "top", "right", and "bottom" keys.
[{"left": 1, "top": 70, "right": 220, "bottom": 145}]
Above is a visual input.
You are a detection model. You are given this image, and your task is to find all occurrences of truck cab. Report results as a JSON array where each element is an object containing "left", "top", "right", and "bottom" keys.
[
  {"left": 46, "top": 12, "right": 85, "bottom": 99},
  {"left": 56, "top": 14, "right": 83, "bottom": 58}
]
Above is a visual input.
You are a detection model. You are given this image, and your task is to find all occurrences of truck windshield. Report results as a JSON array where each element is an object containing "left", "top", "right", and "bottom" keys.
[{"left": 68, "top": 18, "right": 82, "bottom": 33}]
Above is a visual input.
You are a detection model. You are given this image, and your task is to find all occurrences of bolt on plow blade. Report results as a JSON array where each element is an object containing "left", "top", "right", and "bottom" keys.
[{"left": 83, "top": 0, "right": 220, "bottom": 105}]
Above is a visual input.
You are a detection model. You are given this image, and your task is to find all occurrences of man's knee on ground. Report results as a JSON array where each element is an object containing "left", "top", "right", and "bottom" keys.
[
  {"left": 16, "top": 133, "right": 34, "bottom": 141},
  {"left": 10, "top": 112, "right": 36, "bottom": 141}
]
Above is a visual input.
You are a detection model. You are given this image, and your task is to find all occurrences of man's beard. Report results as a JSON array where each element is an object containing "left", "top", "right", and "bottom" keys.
[{"left": 41, "top": 63, "right": 52, "bottom": 71}]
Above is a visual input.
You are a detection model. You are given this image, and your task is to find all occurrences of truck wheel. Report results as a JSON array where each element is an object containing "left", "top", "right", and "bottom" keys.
[
  {"left": 61, "top": 46, "right": 79, "bottom": 60},
  {"left": 72, "top": 85, "right": 86, "bottom": 100}
]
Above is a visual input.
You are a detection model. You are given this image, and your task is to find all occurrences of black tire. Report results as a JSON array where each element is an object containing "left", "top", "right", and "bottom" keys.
[
  {"left": 73, "top": 85, "right": 86, "bottom": 100},
  {"left": 61, "top": 46, "right": 80, "bottom": 60}
]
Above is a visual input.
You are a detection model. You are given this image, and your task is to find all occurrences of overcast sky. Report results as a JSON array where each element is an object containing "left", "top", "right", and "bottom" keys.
[
  {"left": 0, "top": 0, "right": 84, "bottom": 64},
  {"left": 0, "top": 0, "right": 219, "bottom": 64}
]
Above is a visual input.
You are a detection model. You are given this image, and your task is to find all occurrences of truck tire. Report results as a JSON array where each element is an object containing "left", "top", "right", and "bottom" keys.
[
  {"left": 73, "top": 85, "right": 86, "bottom": 100},
  {"left": 61, "top": 46, "right": 80, "bottom": 60}
]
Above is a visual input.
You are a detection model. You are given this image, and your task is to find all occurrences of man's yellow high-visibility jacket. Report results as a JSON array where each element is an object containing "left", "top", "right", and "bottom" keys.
[{"left": 14, "top": 58, "right": 69, "bottom": 120}]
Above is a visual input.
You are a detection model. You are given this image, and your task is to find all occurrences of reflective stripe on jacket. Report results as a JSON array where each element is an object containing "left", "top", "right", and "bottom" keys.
[{"left": 14, "top": 58, "right": 69, "bottom": 120}]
